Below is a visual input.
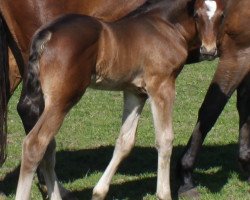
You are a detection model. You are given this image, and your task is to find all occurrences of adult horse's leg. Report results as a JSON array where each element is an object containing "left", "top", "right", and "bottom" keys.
[
  {"left": 177, "top": 82, "right": 230, "bottom": 197},
  {"left": 148, "top": 77, "right": 175, "bottom": 200},
  {"left": 178, "top": 43, "right": 250, "bottom": 197},
  {"left": 8, "top": 50, "right": 22, "bottom": 95},
  {"left": 237, "top": 75, "right": 250, "bottom": 180},
  {"left": 0, "top": 15, "right": 9, "bottom": 166},
  {"left": 92, "top": 91, "right": 146, "bottom": 200}
]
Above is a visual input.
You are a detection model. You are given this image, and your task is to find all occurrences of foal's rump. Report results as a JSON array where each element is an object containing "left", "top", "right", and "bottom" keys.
[{"left": 28, "top": 14, "right": 101, "bottom": 109}]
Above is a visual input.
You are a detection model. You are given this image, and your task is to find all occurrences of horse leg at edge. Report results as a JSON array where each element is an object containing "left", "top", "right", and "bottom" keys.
[
  {"left": 92, "top": 91, "right": 146, "bottom": 200},
  {"left": 237, "top": 79, "right": 250, "bottom": 180}
]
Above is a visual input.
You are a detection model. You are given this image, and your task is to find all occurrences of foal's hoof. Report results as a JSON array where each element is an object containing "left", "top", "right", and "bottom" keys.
[
  {"left": 178, "top": 187, "right": 200, "bottom": 200},
  {"left": 0, "top": 192, "right": 6, "bottom": 200},
  {"left": 92, "top": 193, "right": 105, "bottom": 200}
]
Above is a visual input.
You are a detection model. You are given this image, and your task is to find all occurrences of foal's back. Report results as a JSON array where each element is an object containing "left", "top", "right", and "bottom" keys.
[{"left": 36, "top": 4, "right": 189, "bottom": 91}]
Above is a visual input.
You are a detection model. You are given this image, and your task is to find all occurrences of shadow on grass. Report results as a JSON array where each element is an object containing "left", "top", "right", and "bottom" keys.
[{"left": 0, "top": 143, "right": 244, "bottom": 199}]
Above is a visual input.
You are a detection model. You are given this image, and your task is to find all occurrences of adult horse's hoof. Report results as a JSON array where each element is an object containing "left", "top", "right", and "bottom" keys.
[
  {"left": 60, "top": 185, "right": 78, "bottom": 200},
  {"left": 178, "top": 187, "right": 200, "bottom": 200},
  {"left": 61, "top": 192, "right": 78, "bottom": 200},
  {"left": 0, "top": 192, "right": 6, "bottom": 200}
]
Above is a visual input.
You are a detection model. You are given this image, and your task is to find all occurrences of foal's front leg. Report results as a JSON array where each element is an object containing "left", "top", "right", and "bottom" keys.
[
  {"left": 92, "top": 91, "right": 146, "bottom": 200},
  {"left": 148, "top": 78, "right": 175, "bottom": 200}
]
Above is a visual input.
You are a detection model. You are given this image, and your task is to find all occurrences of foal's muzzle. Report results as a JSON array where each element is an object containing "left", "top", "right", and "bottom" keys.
[{"left": 200, "top": 45, "right": 218, "bottom": 61}]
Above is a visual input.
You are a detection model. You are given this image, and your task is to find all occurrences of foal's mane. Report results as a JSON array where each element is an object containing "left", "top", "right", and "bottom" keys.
[{"left": 123, "top": 0, "right": 195, "bottom": 21}]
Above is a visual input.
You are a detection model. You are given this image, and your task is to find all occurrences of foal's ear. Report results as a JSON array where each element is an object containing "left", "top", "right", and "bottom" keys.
[
  {"left": 187, "top": 0, "right": 196, "bottom": 16},
  {"left": 216, "top": 0, "right": 225, "bottom": 10}
]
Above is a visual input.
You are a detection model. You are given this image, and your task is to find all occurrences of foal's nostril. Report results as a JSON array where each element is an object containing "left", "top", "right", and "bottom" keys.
[
  {"left": 213, "top": 48, "right": 218, "bottom": 56},
  {"left": 200, "top": 46, "right": 218, "bottom": 61},
  {"left": 200, "top": 46, "right": 217, "bottom": 56},
  {"left": 200, "top": 46, "right": 206, "bottom": 54}
]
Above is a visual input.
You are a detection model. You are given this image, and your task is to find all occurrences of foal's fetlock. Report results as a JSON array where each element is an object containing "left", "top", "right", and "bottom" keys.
[{"left": 91, "top": 193, "right": 106, "bottom": 200}]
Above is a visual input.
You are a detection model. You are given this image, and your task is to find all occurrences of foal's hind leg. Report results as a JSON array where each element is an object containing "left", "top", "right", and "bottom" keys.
[
  {"left": 16, "top": 49, "right": 94, "bottom": 200},
  {"left": 39, "top": 139, "right": 75, "bottom": 200},
  {"left": 92, "top": 91, "right": 146, "bottom": 200},
  {"left": 237, "top": 77, "right": 250, "bottom": 180},
  {"left": 148, "top": 78, "right": 175, "bottom": 200},
  {"left": 16, "top": 104, "right": 67, "bottom": 200},
  {"left": 17, "top": 72, "right": 70, "bottom": 200}
]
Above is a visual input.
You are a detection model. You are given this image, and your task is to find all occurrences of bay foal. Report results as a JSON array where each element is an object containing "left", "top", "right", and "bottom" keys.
[{"left": 16, "top": 0, "right": 223, "bottom": 199}]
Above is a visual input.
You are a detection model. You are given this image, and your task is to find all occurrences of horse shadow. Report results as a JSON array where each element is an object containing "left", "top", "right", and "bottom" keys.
[{"left": 0, "top": 143, "right": 244, "bottom": 199}]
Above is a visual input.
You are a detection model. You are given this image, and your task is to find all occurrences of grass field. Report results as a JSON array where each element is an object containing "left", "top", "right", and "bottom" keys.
[{"left": 1, "top": 59, "right": 250, "bottom": 200}]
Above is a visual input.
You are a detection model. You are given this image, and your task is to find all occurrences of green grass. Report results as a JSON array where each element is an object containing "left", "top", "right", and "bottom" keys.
[{"left": 1, "top": 59, "right": 249, "bottom": 199}]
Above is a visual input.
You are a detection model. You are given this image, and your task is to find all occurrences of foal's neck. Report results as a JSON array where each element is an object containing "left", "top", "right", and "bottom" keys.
[{"left": 149, "top": 0, "right": 197, "bottom": 48}]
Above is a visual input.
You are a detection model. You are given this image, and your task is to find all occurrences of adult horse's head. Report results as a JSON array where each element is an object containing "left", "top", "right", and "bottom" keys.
[{"left": 194, "top": 0, "right": 224, "bottom": 60}]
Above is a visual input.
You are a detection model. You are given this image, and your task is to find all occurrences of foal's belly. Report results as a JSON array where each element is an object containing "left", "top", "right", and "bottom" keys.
[{"left": 89, "top": 72, "right": 146, "bottom": 93}]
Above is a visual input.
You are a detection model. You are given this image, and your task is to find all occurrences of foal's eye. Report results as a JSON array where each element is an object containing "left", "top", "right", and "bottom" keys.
[{"left": 194, "top": 12, "right": 199, "bottom": 20}]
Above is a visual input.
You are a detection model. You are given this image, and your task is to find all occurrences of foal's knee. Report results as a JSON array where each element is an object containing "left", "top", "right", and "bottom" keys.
[
  {"left": 22, "top": 135, "right": 45, "bottom": 173},
  {"left": 115, "top": 132, "right": 136, "bottom": 158},
  {"left": 156, "top": 134, "right": 174, "bottom": 158}
]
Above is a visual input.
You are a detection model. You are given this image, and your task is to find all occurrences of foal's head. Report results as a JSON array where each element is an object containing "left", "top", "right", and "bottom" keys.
[{"left": 194, "top": 0, "right": 224, "bottom": 60}]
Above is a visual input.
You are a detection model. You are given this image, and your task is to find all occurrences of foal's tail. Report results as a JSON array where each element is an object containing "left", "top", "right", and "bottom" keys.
[
  {"left": 0, "top": 15, "right": 9, "bottom": 166},
  {"left": 25, "top": 30, "right": 52, "bottom": 95},
  {"left": 17, "top": 30, "right": 52, "bottom": 133}
]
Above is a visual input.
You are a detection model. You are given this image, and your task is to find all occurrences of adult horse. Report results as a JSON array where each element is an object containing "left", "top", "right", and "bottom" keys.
[
  {"left": 178, "top": 0, "right": 250, "bottom": 198},
  {"left": 0, "top": 0, "right": 155, "bottom": 166},
  {"left": 15, "top": 0, "right": 223, "bottom": 199}
]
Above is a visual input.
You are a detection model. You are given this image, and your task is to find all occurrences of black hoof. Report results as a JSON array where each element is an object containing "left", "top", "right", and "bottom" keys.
[
  {"left": 239, "top": 160, "right": 250, "bottom": 173},
  {"left": 238, "top": 160, "right": 250, "bottom": 183},
  {"left": 247, "top": 176, "right": 250, "bottom": 184},
  {"left": 62, "top": 193, "right": 78, "bottom": 200},
  {"left": 178, "top": 187, "right": 200, "bottom": 200}
]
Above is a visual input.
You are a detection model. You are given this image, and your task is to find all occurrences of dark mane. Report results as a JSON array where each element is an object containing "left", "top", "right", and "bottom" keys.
[
  {"left": 122, "top": 0, "right": 163, "bottom": 19},
  {"left": 123, "top": 0, "right": 195, "bottom": 23}
]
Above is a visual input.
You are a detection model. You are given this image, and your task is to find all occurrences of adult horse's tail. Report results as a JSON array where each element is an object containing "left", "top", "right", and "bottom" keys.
[{"left": 0, "top": 14, "right": 9, "bottom": 166}]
